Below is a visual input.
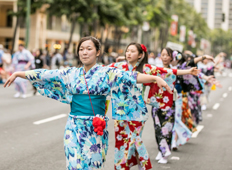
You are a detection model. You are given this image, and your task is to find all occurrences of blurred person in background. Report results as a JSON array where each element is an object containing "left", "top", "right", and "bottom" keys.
[
  {"left": 148, "top": 52, "right": 156, "bottom": 65},
  {"left": 51, "top": 49, "right": 63, "bottom": 69},
  {"left": 66, "top": 50, "right": 74, "bottom": 66},
  {"left": 42, "top": 50, "right": 51, "bottom": 69},
  {"left": 0, "top": 44, "right": 4, "bottom": 83},
  {"left": 34, "top": 49, "right": 44, "bottom": 69},
  {"left": 1, "top": 49, "right": 12, "bottom": 82},
  {"left": 12, "top": 44, "right": 35, "bottom": 98},
  {"left": 0, "top": 44, "right": 4, "bottom": 68}
]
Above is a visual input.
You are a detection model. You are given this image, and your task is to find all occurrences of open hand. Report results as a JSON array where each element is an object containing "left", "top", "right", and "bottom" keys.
[
  {"left": 4, "top": 73, "right": 17, "bottom": 88},
  {"left": 156, "top": 77, "right": 173, "bottom": 94},
  {"left": 203, "top": 55, "right": 215, "bottom": 63},
  {"left": 190, "top": 67, "right": 200, "bottom": 76}
]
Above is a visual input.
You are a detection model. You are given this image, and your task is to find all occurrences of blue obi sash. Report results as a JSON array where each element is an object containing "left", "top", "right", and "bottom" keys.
[{"left": 70, "top": 94, "right": 106, "bottom": 116}]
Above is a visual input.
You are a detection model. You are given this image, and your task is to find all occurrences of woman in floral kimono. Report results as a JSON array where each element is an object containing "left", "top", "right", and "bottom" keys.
[
  {"left": 142, "top": 47, "right": 203, "bottom": 164},
  {"left": 4, "top": 36, "right": 172, "bottom": 170},
  {"left": 108, "top": 43, "right": 153, "bottom": 170}
]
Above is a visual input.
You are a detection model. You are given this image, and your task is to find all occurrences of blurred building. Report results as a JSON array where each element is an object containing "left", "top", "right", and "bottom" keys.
[
  {"left": 186, "top": 0, "right": 232, "bottom": 30},
  {"left": 0, "top": 0, "right": 80, "bottom": 53}
]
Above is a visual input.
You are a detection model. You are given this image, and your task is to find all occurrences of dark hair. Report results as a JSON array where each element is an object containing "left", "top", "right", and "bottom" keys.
[
  {"left": 76, "top": 36, "right": 101, "bottom": 67},
  {"left": 125, "top": 42, "right": 148, "bottom": 73},
  {"left": 19, "top": 44, "right": 24, "bottom": 47},
  {"left": 77, "top": 36, "right": 101, "bottom": 57},
  {"left": 161, "top": 47, "right": 173, "bottom": 61}
]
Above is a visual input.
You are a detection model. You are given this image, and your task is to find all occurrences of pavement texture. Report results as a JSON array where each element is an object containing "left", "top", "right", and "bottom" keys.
[{"left": 0, "top": 69, "right": 231, "bottom": 170}]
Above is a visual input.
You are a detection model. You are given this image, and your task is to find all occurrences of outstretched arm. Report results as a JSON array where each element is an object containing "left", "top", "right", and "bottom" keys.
[
  {"left": 4, "top": 71, "right": 26, "bottom": 87},
  {"left": 137, "top": 73, "right": 172, "bottom": 94},
  {"left": 177, "top": 67, "right": 200, "bottom": 76},
  {"left": 194, "top": 55, "right": 214, "bottom": 64}
]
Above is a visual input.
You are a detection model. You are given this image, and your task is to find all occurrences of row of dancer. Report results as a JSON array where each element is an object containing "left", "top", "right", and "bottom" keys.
[
  {"left": 4, "top": 36, "right": 221, "bottom": 170},
  {"left": 110, "top": 43, "right": 220, "bottom": 167}
]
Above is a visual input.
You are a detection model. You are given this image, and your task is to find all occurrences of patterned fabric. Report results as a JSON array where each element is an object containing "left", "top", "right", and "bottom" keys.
[
  {"left": 64, "top": 115, "right": 109, "bottom": 170},
  {"left": 108, "top": 62, "right": 152, "bottom": 170},
  {"left": 151, "top": 102, "right": 175, "bottom": 157},
  {"left": 108, "top": 61, "right": 137, "bottom": 72},
  {"left": 177, "top": 61, "right": 202, "bottom": 92},
  {"left": 25, "top": 64, "right": 148, "bottom": 121},
  {"left": 188, "top": 91, "right": 202, "bottom": 125},
  {"left": 13, "top": 49, "right": 34, "bottom": 94},
  {"left": 172, "top": 93, "right": 192, "bottom": 146},
  {"left": 143, "top": 64, "right": 177, "bottom": 110},
  {"left": 26, "top": 64, "right": 149, "bottom": 170},
  {"left": 181, "top": 92, "right": 197, "bottom": 132},
  {"left": 114, "top": 120, "right": 152, "bottom": 170}
]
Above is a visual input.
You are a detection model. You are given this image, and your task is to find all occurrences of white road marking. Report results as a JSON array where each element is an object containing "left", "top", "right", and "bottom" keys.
[
  {"left": 171, "top": 156, "right": 180, "bottom": 160},
  {"left": 229, "top": 73, "right": 232, "bottom": 77},
  {"left": 207, "top": 114, "right": 213, "bottom": 118},
  {"left": 33, "top": 114, "right": 67, "bottom": 125},
  {"left": 229, "top": 86, "right": 232, "bottom": 91},
  {"left": 215, "top": 73, "right": 221, "bottom": 77},
  {"left": 213, "top": 103, "right": 220, "bottom": 110},
  {"left": 222, "top": 72, "right": 227, "bottom": 77},
  {"left": 223, "top": 93, "right": 228, "bottom": 98},
  {"left": 192, "top": 125, "right": 204, "bottom": 138}
]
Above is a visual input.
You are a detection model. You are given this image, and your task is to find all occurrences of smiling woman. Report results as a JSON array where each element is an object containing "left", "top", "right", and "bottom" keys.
[{"left": 4, "top": 36, "right": 172, "bottom": 170}]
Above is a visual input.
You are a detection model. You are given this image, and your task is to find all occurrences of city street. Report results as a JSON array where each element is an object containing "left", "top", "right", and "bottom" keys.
[{"left": 0, "top": 69, "right": 232, "bottom": 170}]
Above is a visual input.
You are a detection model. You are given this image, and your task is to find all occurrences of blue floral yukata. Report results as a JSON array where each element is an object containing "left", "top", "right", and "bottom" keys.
[
  {"left": 25, "top": 64, "right": 148, "bottom": 170},
  {"left": 108, "top": 62, "right": 152, "bottom": 170}
]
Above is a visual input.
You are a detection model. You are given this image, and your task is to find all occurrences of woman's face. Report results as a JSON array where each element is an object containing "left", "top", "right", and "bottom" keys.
[
  {"left": 126, "top": 45, "right": 142, "bottom": 64},
  {"left": 79, "top": 40, "right": 100, "bottom": 66},
  {"left": 161, "top": 49, "right": 172, "bottom": 66}
]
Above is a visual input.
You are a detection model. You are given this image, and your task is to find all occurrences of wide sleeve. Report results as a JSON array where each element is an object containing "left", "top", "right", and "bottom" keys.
[
  {"left": 186, "top": 59, "right": 196, "bottom": 67},
  {"left": 107, "top": 68, "right": 148, "bottom": 121},
  {"left": 143, "top": 64, "right": 177, "bottom": 110},
  {"left": 25, "top": 67, "right": 74, "bottom": 104}
]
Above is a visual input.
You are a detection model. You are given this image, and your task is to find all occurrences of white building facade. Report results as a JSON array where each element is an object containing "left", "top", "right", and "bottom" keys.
[{"left": 186, "top": 0, "right": 232, "bottom": 30}]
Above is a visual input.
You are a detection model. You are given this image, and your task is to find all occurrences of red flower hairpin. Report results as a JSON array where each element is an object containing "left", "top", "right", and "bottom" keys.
[{"left": 141, "top": 44, "right": 147, "bottom": 53}]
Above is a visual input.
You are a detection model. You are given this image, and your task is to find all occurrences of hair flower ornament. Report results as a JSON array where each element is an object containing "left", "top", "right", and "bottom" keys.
[
  {"left": 176, "top": 53, "right": 182, "bottom": 60},
  {"left": 141, "top": 44, "right": 147, "bottom": 52}
]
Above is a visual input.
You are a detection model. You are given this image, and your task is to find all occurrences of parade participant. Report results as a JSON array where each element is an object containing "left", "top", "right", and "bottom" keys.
[
  {"left": 108, "top": 43, "right": 153, "bottom": 170},
  {"left": 197, "top": 56, "right": 222, "bottom": 111},
  {"left": 12, "top": 44, "right": 34, "bottom": 98},
  {"left": 171, "top": 51, "right": 217, "bottom": 150},
  {"left": 4, "top": 36, "right": 172, "bottom": 170},
  {"left": 143, "top": 48, "right": 200, "bottom": 164}
]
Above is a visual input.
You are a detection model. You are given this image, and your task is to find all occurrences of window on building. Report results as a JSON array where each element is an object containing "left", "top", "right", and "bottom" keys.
[{"left": 6, "top": 9, "right": 13, "bottom": 27}]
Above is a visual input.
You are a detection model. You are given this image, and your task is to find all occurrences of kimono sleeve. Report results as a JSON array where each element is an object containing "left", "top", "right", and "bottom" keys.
[
  {"left": 25, "top": 67, "right": 74, "bottom": 104},
  {"left": 186, "top": 59, "right": 196, "bottom": 67},
  {"left": 107, "top": 68, "right": 148, "bottom": 121}
]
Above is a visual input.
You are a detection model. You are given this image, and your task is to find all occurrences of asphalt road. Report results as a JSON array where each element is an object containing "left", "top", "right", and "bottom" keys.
[{"left": 0, "top": 69, "right": 232, "bottom": 170}]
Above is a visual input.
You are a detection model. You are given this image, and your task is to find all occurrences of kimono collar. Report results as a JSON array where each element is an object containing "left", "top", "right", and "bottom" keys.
[
  {"left": 128, "top": 61, "right": 140, "bottom": 71},
  {"left": 82, "top": 64, "right": 99, "bottom": 75}
]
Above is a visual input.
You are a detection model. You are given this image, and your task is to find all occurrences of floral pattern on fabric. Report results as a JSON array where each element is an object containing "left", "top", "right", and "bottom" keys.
[
  {"left": 114, "top": 120, "right": 152, "bottom": 170},
  {"left": 177, "top": 62, "right": 202, "bottom": 92},
  {"left": 108, "top": 62, "right": 152, "bottom": 170},
  {"left": 172, "top": 93, "right": 192, "bottom": 146},
  {"left": 25, "top": 65, "right": 148, "bottom": 121},
  {"left": 151, "top": 103, "right": 175, "bottom": 157},
  {"left": 188, "top": 91, "right": 202, "bottom": 125},
  {"left": 64, "top": 115, "right": 109, "bottom": 170},
  {"left": 143, "top": 64, "right": 177, "bottom": 111},
  {"left": 181, "top": 92, "right": 197, "bottom": 132}
]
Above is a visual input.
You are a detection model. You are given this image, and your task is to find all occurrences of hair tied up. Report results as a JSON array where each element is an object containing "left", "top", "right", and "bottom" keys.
[{"left": 140, "top": 44, "right": 147, "bottom": 53}]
